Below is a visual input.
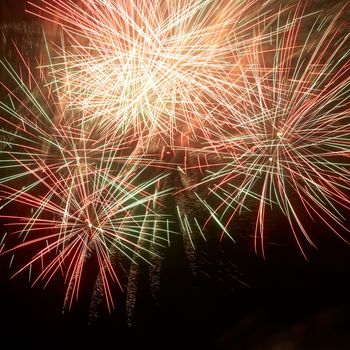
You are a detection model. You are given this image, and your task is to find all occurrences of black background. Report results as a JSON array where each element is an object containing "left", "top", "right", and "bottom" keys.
[{"left": 1, "top": 1, "right": 350, "bottom": 349}]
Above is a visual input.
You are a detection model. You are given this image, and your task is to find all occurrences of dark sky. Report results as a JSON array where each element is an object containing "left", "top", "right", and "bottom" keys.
[
  {"left": 0, "top": 1, "right": 350, "bottom": 349},
  {"left": 0, "top": 0, "right": 27, "bottom": 23}
]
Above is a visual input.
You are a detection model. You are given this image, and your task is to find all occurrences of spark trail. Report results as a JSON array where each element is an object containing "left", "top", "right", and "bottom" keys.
[
  {"left": 27, "top": 0, "right": 275, "bottom": 150},
  {"left": 0, "top": 55, "right": 172, "bottom": 311},
  {"left": 200, "top": 5, "right": 350, "bottom": 258}
]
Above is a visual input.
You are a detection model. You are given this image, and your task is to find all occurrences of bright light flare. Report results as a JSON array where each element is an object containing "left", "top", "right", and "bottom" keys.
[
  {"left": 28, "top": 0, "right": 271, "bottom": 149},
  {"left": 199, "top": 5, "right": 350, "bottom": 258}
]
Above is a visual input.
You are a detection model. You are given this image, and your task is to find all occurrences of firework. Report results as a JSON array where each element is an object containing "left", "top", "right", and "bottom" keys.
[
  {"left": 26, "top": 0, "right": 279, "bottom": 150},
  {"left": 1, "top": 0, "right": 350, "bottom": 321},
  {"left": 200, "top": 5, "right": 350, "bottom": 257},
  {"left": 1, "top": 157, "right": 171, "bottom": 311},
  {"left": 0, "top": 53, "right": 172, "bottom": 311},
  {"left": 0, "top": 54, "right": 136, "bottom": 204}
]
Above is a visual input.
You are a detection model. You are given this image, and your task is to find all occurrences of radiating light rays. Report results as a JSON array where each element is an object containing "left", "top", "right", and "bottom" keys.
[
  {"left": 200, "top": 6, "right": 350, "bottom": 258},
  {"left": 0, "top": 50, "right": 172, "bottom": 311},
  {"left": 0, "top": 58, "right": 138, "bottom": 208},
  {"left": 1, "top": 0, "right": 350, "bottom": 319},
  {"left": 27, "top": 0, "right": 274, "bottom": 149},
  {"left": 0, "top": 158, "right": 172, "bottom": 311}
]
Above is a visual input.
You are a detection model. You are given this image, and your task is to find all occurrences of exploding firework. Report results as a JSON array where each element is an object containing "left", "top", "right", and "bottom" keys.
[
  {"left": 200, "top": 5, "right": 350, "bottom": 257},
  {"left": 26, "top": 0, "right": 280, "bottom": 150},
  {"left": 0, "top": 52, "right": 172, "bottom": 311},
  {"left": 1, "top": 0, "right": 350, "bottom": 323}
]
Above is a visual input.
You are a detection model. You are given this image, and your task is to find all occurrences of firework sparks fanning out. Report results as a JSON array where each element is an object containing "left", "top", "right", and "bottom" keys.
[
  {"left": 0, "top": 160, "right": 171, "bottom": 311},
  {"left": 27, "top": 0, "right": 274, "bottom": 149},
  {"left": 0, "top": 54, "right": 172, "bottom": 311},
  {"left": 0, "top": 0, "right": 350, "bottom": 315},
  {"left": 201, "top": 5, "right": 350, "bottom": 257}
]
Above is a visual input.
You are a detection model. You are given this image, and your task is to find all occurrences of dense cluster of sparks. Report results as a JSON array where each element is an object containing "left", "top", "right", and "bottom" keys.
[
  {"left": 0, "top": 53, "right": 172, "bottom": 311},
  {"left": 0, "top": 0, "right": 349, "bottom": 312},
  {"left": 200, "top": 5, "right": 350, "bottom": 258}
]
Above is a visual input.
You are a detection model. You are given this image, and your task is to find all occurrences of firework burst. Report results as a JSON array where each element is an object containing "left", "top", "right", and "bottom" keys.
[
  {"left": 1, "top": 0, "right": 350, "bottom": 322},
  {"left": 0, "top": 52, "right": 172, "bottom": 311},
  {"left": 200, "top": 5, "right": 350, "bottom": 257},
  {"left": 27, "top": 0, "right": 278, "bottom": 150},
  {"left": 0, "top": 158, "right": 171, "bottom": 311}
]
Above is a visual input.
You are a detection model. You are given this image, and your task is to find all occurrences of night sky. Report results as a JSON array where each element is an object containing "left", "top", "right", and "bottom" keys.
[{"left": 1, "top": 1, "right": 350, "bottom": 349}]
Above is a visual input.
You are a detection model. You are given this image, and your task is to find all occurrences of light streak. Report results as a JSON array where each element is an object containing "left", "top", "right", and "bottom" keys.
[{"left": 200, "top": 5, "right": 350, "bottom": 258}]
